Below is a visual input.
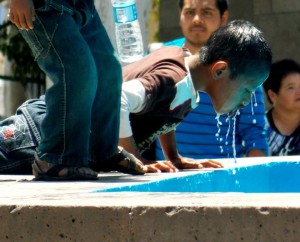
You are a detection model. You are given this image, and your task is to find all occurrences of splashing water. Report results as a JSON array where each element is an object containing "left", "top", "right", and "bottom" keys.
[
  {"left": 251, "top": 91, "right": 258, "bottom": 114},
  {"left": 217, "top": 93, "right": 258, "bottom": 160},
  {"left": 215, "top": 114, "right": 224, "bottom": 153},
  {"left": 215, "top": 115, "right": 222, "bottom": 137},
  {"left": 232, "top": 110, "right": 240, "bottom": 163},
  {"left": 225, "top": 115, "right": 231, "bottom": 146},
  {"left": 215, "top": 114, "right": 222, "bottom": 142},
  {"left": 250, "top": 92, "right": 258, "bottom": 149}
]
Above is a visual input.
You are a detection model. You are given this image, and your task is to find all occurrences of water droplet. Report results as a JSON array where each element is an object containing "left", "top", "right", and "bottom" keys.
[{"left": 215, "top": 114, "right": 222, "bottom": 140}]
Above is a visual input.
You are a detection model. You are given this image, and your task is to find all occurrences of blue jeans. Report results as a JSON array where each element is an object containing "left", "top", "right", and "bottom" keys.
[
  {"left": 19, "top": 0, "right": 122, "bottom": 166},
  {"left": 0, "top": 98, "right": 45, "bottom": 174}
]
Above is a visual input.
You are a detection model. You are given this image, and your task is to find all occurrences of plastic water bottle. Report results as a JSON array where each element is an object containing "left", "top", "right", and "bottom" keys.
[{"left": 111, "top": 0, "right": 144, "bottom": 63}]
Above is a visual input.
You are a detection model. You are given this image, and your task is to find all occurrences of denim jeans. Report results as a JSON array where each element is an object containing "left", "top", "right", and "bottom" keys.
[
  {"left": 19, "top": 0, "right": 122, "bottom": 166},
  {"left": 0, "top": 98, "right": 45, "bottom": 174}
]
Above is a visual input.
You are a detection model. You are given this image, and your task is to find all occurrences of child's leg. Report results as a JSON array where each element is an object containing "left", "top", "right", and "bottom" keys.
[
  {"left": 19, "top": 3, "right": 98, "bottom": 166},
  {"left": 80, "top": 10, "right": 122, "bottom": 162}
]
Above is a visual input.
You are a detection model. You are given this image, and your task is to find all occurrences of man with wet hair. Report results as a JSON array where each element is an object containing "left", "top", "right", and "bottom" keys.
[
  {"left": 155, "top": 0, "right": 269, "bottom": 161},
  {"left": 118, "top": 19, "right": 272, "bottom": 172}
]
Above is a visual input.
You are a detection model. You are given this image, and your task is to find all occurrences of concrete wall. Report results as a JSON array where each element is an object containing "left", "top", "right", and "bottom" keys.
[
  {"left": 157, "top": 0, "right": 300, "bottom": 63},
  {"left": 3, "top": 0, "right": 297, "bottom": 116}
]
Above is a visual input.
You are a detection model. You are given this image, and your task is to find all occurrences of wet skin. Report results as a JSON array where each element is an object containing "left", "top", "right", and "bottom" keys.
[{"left": 211, "top": 71, "right": 270, "bottom": 116}]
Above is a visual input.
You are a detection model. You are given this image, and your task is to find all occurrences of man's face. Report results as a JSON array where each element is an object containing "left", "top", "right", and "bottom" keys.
[
  {"left": 211, "top": 71, "right": 269, "bottom": 116},
  {"left": 180, "top": 0, "right": 228, "bottom": 53}
]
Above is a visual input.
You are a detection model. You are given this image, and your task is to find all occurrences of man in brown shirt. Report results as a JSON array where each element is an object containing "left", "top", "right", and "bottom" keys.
[{"left": 118, "top": 20, "right": 272, "bottom": 172}]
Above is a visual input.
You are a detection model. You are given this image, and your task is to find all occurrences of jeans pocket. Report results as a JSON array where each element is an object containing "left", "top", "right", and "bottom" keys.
[
  {"left": 19, "top": 28, "right": 44, "bottom": 60},
  {"left": 0, "top": 115, "right": 36, "bottom": 153}
]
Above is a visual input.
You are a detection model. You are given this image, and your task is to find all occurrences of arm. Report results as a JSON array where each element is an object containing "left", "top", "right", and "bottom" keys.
[
  {"left": 119, "top": 136, "right": 143, "bottom": 161},
  {"left": 119, "top": 80, "right": 175, "bottom": 173},
  {"left": 10, "top": 0, "right": 35, "bottom": 30},
  {"left": 119, "top": 136, "right": 179, "bottom": 173},
  {"left": 159, "top": 130, "right": 180, "bottom": 162},
  {"left": 159, "top": 130, "right": 223, "bottom": 169}
]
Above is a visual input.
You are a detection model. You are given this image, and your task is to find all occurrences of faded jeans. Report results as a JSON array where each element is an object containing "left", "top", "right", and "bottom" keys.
[{"left": 19, "top": 0, "right": 122, "bottom": 166}]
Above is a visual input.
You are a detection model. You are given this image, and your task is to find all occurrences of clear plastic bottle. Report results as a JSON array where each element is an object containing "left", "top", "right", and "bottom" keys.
[{"left": 111, "top": 0, "right": 144, "bottom": 63}]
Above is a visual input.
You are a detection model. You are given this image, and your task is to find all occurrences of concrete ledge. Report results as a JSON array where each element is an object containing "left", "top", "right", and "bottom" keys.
[
  {"left": 1, "top": 179, "right": 300, "bottom": 241},
  {"left": 1, "top": 157, "right": 300, "bottom": 242},
  {"left": 1, "top": 200, "right": 300, "bottom": 242}
]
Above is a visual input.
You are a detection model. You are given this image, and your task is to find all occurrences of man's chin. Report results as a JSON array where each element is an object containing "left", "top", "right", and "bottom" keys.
[
  {"left": 216, "top": 109, "right": 235, "bottom": 117},
  {"left": 215, "top": 110, "right": 226, "bottom": 116},
  {"left": 227, "top": 110, "right": 234, "bottom": 117}
]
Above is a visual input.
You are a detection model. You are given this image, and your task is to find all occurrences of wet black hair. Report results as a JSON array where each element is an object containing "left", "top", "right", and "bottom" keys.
[
  {"left": 200, "top": 20, "right": 272, "bottom": 80},
  {"left": 178, "top": 0, "right": 229, "bottom": 16},
  {"left": 263, "top": 59, "right": 300, "bottom": 103}
]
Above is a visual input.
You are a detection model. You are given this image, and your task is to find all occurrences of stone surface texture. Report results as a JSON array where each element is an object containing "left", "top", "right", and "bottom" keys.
[{"left": 1, "top": 156, "right": 300, "bottom": 242}]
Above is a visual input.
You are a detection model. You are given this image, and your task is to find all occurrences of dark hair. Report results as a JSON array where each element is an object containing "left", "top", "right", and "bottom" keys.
[
  {"left": 178, "top": 0, "right": 229, "bottom": 16},
  {"left": 200, "top": 20, "right": 272, "bottom": 80},
  {"left": 263, "top": 59, "right": 300, "bottom": 103}
]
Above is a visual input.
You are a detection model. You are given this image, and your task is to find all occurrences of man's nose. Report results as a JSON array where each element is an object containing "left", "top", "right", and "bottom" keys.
[{"left": 193, "top": 13, "right": 203, "bottom": 23}]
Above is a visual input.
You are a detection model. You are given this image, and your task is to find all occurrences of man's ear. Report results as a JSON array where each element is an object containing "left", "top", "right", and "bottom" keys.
[
  {"left": 211, "top": 61, "right": 228, "bottom": 80},
  {"left": 179, "top": 8, "right": 182, "bottom": 26},
  {"left": 221, "top": 10, "right": 229, "bottom": 27}
]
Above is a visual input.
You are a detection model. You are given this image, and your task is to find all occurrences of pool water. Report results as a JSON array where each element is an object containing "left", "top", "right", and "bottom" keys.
[{"left": 96, "top": 158, "right": 300, "bottom": 193}]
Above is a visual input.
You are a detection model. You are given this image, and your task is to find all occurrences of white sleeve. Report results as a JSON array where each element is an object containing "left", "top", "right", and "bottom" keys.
[{"left": 119, "top": 79, "right": 147, "bottom": 138}]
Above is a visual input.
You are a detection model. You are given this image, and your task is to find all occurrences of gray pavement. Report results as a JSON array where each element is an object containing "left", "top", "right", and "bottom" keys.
[{"left": 1, "top": 157, "right": 300, "bottom": 241}]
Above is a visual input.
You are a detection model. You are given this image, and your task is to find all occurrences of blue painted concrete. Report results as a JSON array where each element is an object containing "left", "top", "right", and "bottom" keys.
[{"left": 96, "top": 161, "right": 300, "bottom": 193}]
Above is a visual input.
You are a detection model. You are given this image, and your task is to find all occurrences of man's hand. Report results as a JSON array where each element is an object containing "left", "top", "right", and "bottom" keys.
[
  {"left": 144, "top": 156, "right": 223, "bottom": 173},
  {"left": 10, "top": 0, "right": 35, "bottom": 30},
  {"left": 144, "top": 160, "right": 179, "bottom": 173},
  {"left": 199, "top": 159, "right": 224, "bottom": 168},
  {"left": 172, "top": 156, "right": 224, "bottom": 169}
]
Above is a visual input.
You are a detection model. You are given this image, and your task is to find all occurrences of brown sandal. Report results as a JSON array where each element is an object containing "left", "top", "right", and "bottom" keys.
[{"left": 32, "top": 155, "right": 98, "bottom": 181}]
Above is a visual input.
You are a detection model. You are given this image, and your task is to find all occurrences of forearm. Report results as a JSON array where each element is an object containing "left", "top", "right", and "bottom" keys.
[
  {"left": 158, "top": 130, "right": 180, "bottom": 162},
  {"left": 119, "top": 136, "right": 145, "bottom": 162}
]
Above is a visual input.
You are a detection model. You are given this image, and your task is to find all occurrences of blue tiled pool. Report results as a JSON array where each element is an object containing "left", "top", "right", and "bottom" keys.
[{"left": 95, "top": 157, "right": 300, "bottom": 193}]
